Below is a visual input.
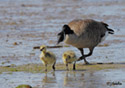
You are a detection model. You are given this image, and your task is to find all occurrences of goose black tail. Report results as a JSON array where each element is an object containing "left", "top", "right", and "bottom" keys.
[
  {"left": 107, "top": 28, "right": 114, "bottom": 34},
  {"left": 101, "top": 22, "right": 114, "bottom": 34}
]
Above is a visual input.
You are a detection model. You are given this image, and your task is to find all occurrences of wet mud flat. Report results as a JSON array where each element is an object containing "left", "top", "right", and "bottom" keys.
[
  {"left": 0, "top": 63, "right": 125, "bottom": 88},
  {"left": 0, "top": 0, "right": 125, "bottom": 88}
]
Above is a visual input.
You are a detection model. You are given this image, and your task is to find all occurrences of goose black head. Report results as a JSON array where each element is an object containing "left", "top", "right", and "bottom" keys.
[
  {"left": 57, "top": 24, "right": 74, "bottom": 44},
  {"left": 63, "top": 25, "right": 74, "bottom": 34}
]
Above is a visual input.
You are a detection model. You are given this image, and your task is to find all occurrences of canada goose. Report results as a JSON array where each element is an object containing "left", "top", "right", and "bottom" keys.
[
  {"left": 62, "top": 50, "right": 77, "bottom": 70},
  {"left": 57, "top": 19, "right": 114, "bottom": 64},
  {"left": 40, "top": 45, "right": 56, "bottom": 71}
]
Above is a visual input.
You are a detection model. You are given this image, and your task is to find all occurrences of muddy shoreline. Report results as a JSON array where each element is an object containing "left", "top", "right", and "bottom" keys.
[{"left": 0, "top": 63, "right": 125, "bottom": 74}]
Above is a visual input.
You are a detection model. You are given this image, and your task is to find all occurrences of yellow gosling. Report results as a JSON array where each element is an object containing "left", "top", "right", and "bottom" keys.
[
  {"left": 62, "top": 50, "right": 77, "bottom": 70},
  {"left": 40, "top": 45, "right": 56, "bottom": 71}
]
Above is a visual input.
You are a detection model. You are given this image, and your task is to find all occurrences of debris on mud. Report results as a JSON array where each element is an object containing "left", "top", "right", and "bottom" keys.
[{"left": 33, "top": 45, "right": 64, "bottom": 49}]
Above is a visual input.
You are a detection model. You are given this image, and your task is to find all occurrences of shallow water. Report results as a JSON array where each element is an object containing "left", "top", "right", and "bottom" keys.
[{"left": 0, "top": 69, "right": 125, "bottom": 88}]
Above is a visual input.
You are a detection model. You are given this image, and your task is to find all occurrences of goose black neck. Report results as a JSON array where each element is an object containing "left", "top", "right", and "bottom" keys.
[{"left": 63, "top": 25, "right": 74, "bottom": 34}]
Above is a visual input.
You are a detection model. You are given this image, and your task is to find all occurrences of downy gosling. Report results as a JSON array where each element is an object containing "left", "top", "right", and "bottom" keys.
[
  {"left": 40, "top": 45, "right": 56, "bottom": 71},
  {"left": 62, "top": 50, "right": 77, "bottom": 70}
]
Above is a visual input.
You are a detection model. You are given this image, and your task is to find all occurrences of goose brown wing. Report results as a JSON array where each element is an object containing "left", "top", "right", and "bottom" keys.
[{"left": 68, "top": 19, "right": 96, "bottom": 36}]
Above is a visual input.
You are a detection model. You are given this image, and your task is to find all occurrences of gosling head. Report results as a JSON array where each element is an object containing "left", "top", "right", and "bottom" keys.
[
  {"left": 40, "top": 45, "right": 47, "bottom": 52},
  {"left": 63, "top": 54, "right": 71, "bottom": 59},
  {"left": 57, "top": 25, "right": 74, "bottom": 44}
]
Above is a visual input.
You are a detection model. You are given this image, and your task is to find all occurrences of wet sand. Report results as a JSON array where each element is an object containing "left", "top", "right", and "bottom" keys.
[{"left": 0, "top": 0, "right": 125, "bottom": 88}]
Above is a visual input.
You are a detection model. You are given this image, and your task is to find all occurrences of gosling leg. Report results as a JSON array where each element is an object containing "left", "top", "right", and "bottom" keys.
[
  {"left": 45, "top": 64, "right": 47, "bottom": 72},
  {"left": 52, "top": 62, "right": 56, "bottom": 71},
  {"left": 73, "top": 61, "right": 76, "bottom": 70},
  {"left": 66, "top": 63, "right": 69, "bottom": 71}
]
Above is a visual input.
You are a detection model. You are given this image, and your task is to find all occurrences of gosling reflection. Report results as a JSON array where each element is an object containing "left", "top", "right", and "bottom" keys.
[
  {"left": 42, "top": 72, "right": 57, "bottom": 87},
  {"left": 63, "top": 71, "right": 84, "bottom": 87}
]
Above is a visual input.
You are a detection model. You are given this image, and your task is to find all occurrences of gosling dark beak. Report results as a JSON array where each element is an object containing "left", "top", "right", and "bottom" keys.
[
  {"left": 40, "top": 49, "right": 43, "bottom": 51},
  {"left": 57, "top": 31, "right": 64, "bottom": 45}
]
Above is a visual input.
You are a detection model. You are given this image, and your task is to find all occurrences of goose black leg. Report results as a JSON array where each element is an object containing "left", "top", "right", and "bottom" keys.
[
  {"left": 77, "top": 47, "right": 94, "bottom": 64},
  {"left": 84, "top": 47, "right": 94, "bottom": 57},
  {"left": 77, "top": 48, "right": 89, "bottom": 64}
]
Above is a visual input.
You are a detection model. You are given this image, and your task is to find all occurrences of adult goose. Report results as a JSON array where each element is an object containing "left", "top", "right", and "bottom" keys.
[{"left": 57, "top": 19, "right": 114, "bottom": 64}]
